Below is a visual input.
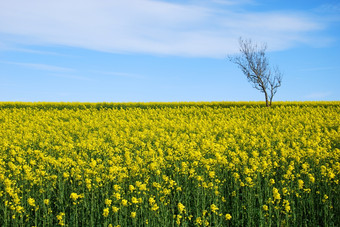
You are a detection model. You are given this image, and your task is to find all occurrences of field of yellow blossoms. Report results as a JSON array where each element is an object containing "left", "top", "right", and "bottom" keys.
[{"left": 0, "top": 102, "right": 339, "bottom": 226}]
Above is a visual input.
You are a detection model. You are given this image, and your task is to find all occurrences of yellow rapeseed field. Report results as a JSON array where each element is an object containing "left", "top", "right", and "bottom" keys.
[{"left": 0, "top": 102, "right": 339, "bottom": 226}]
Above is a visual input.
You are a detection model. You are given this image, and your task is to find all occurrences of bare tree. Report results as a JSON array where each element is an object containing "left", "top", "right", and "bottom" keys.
[{"left": 229, "top": 38, "right": 283, "bottom": 107}]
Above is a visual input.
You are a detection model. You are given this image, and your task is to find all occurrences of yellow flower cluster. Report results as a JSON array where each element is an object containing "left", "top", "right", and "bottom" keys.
[{"left": 0, "top": 102, "right": 339, "bottom": 226}]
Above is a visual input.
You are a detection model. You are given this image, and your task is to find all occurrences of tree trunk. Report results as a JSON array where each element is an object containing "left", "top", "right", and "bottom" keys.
[
  {"left": 270, "top": 96, "right": 273, "bottom": 107},
  {"left": 264, "top": 91, "right": 269, "bottom": 107}
]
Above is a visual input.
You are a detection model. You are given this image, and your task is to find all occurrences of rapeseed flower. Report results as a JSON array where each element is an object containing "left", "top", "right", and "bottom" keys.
[
  {"left": 273, "top": 188, "right": 281, "bottom": 201},
  {"left": 44, "top": 199, "right": 50, "bottom": 206},
  {"left": 210, "top": 204, "right": 219, "bottom": 213},
  {"left": 121, "top": 199, "right": 128, "bottom": 206},
  {"left": 103, "top": 208, "right": 109, "bottom": 217},
  {"left": 56, "top": 212, "right": 65, "bottom": 226},
  {"left": 178, "top": 202, "right": 186, "bottom": 214},
  {"left": 225, "top": 213, "right": 232, "bottom": 220},
  {"left": 27, "top": 198, "right": 35, "bottom": 207},
  {"left": 263, "top": 205, "right": 268, "bottom": 211},
  {"left": 112, "top": 206, "right": 119, "bottom": 213}
]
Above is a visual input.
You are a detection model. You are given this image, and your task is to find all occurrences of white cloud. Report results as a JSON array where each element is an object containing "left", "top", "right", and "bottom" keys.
[{"left": 0, "top": 0, "right": 327, "bottom": 58}]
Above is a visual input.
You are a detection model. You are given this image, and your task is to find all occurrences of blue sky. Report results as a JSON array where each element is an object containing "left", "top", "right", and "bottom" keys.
[{"left": 0, "top": 0, "right": 339, "bottom": 102}]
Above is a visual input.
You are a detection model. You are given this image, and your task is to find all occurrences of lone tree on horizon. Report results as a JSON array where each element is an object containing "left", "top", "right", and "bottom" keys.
[{"left": 229, "top": 37, "right": 283, "bottom": 107}]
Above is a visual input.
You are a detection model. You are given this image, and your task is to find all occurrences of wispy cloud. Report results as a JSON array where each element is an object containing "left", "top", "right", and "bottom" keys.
[
  {"left": 0, "top": 0, "right": 329, "bottom": 58},
  {"left": 94, "top": 71, "right": 146, "bottom": 79},
  {"left": 305, "top": 92, "right": 332, "bottom": 99},
  {"left": 211, "top": 0, "right": 254, "bottom": 5},
  {"left": 2, "top": 47, "right": 71, "bottom": 56},
  {"left": 299, "top": 66, "right": 338, "bottom": 72},
  {"left": 0, "top": 60, "right": 74, "bottom": 72},
  {"left": 48, "top": 73, "right": 92, "bottom": 81},
  {"left": 316, "top": 3, "right": 340, "bottom": 14}
]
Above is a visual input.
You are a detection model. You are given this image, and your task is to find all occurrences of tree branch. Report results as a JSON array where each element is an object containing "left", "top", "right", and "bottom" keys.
[{"left": 228, "top": 37, "right": 283, "bottom": 106}]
